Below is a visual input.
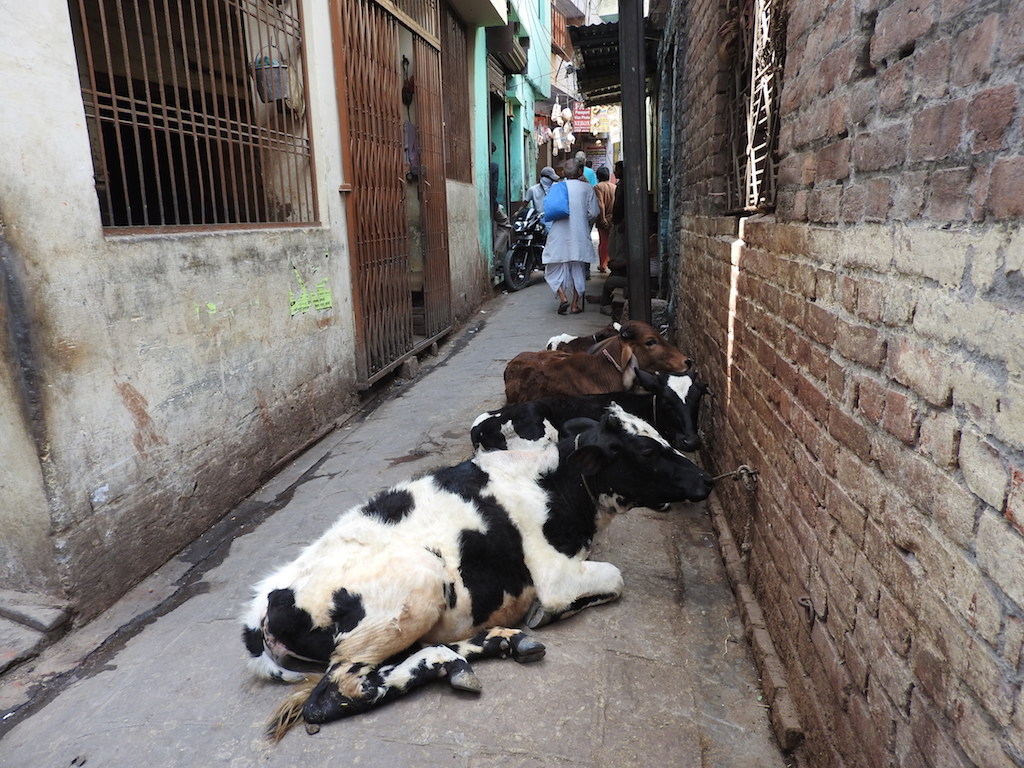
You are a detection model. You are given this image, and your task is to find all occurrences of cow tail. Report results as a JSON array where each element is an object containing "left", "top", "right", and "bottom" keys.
[{"left": 266, "top": 674, "right": 322, "bottom": 742}]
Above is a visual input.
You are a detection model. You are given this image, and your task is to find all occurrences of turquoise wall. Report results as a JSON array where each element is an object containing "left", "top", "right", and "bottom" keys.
[
  {"left": 473, "top": 1, "right": 552, "bottom": 280},
  {"left": 474, "top": 27, "right": 497, "bottom": 278},
  {"left": 507, "top": 0, "right": 550, "bottom": 205}
]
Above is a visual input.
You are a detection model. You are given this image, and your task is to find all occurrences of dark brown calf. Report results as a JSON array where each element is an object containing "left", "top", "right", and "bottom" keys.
[
  {"left": 504, "top": 321, "right": 691, "bottom": 403},
  {"left": 505, "top": 349, "right": 632, "bottom": 403}
]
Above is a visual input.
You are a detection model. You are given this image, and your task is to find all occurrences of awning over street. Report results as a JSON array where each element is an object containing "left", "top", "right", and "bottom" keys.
[
  {"left": 568, "top": 21, "right": 660, "bottom": 105},
  {"left": 448, "top": 0, "right": 505, "bottom": 27}
]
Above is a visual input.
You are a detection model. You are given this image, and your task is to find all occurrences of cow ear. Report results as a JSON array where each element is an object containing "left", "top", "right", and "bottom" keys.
[
  {"left": 564, "top": 418, "right": 613, "bottom": 472},
  {"left": 568, "top": 442, "right": 609, "bottom": 474},
  {"left": 563, "top": 417, "right": 599, "bottom": 438},
  {"left": 634, "top": 367, "right": 660, "bottom": 392}
]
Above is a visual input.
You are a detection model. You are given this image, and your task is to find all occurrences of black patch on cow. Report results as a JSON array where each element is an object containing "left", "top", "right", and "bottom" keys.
[
  {"left": 511, "top": 403, "right": 554, "bottom": 441},
  {"left": 330, "top": 588, "right": 366, "bottom": 634},
  {"left": 458, "top": 496, "right": 533, "bottom": 626},
  {"left": 242, "top": 626, "right": 264, "bottom": 657},
  {"left": 265, "top": 588, "right": 340, "bottom": 663},
  {"left": 471, "top": 416, "right": 508, "bottom": 451},
  {"left": 362, "top": 489, "right": 415, "bottom": 524},
  {"left": 538, "top": 471, "right": 600, "bottom": 557},
  {"left": 432, "top": 461, "right": 490, "bottom": 501},
  {"left": 565, "top": 593, "right": 618, "bottom": 614},
  {"left": 443, "top": 581, "right": 458, "bottom": 609},
  {"left": 347, "top": 662, "right": 372, "bottom": 676}
]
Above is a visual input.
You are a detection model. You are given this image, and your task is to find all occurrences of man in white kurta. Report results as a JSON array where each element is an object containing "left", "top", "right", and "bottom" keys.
[{"left": 542, "top": 159, "right": 599, "bottom": 314}]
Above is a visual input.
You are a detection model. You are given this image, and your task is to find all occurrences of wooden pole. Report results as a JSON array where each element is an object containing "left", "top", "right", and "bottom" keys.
[{"left": 618, "top": 0, "right": 651, "bottom": 324}]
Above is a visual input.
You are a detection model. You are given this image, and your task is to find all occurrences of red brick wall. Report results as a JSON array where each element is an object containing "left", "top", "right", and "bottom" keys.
[
  {"left": 668, "top": 0, "right": 734, "bottom": 217},
  {"left": 778, "top": 0, "right": 1023, "bottom": 225},
  {"left": 665, "top": 0, "right": 1024, "bottom": 766}
]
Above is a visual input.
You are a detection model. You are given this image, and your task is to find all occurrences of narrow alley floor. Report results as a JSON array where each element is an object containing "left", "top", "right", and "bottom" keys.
[{"left": 0, "top": 270, "right": 787, "bottom": 768}]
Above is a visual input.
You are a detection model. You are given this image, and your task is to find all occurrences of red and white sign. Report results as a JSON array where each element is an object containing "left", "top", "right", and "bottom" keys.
[{"left": 572, "top": 101, "right": 591, "bottom": 133}]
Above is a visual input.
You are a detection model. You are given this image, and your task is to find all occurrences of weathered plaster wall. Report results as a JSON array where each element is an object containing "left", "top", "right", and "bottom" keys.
[
  {"left": 447, "top": 180, "right": 492, "bottom": 323},
  {"left": 0, "top": 234, "right": 58, "bottom": 594},
  {"left": 0, "top": 1, "right": 358, "bottom": 621},
  {"left": 666, "top": 0, "right": 1024, "bottom": 766}
]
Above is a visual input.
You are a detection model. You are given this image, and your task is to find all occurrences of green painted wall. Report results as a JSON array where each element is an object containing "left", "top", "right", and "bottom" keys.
[{"left": 473, "top": 1, "right": 552, "bottom": 281}]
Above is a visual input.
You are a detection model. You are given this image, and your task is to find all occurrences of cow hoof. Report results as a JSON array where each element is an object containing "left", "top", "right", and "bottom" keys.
[
  {"left": 305, "top": 723, "right": 321, "bottom": 735},
  {"left": 524, "top": 601, "right": 555, "bottom": 629},
  {"left": 448, "top": 668, "right": 483, "bottom": 693},
  {"left": 510, "top": 635, "right": 546, "bottom": 663}
]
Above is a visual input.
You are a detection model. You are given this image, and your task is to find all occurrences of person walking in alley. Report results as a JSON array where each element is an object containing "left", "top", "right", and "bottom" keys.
[
  {"left": 542, "top": 158, "right": 599, "bottom": 314},
  {"left": 609, "top": 160, "right": 626, "bottom": 265},
  {"left": 576, "top": 151, "right": 598, "bottom": 185},
  {"left": 524, "top": 166, "right": 560, "bottom": 227},
  {"left": 594, "top": 165, "right": 615, "bottom": 272}
]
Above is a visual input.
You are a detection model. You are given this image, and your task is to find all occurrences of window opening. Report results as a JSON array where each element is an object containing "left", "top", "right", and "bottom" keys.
[
  {"left": 723, "top": 0, "right": 785, "bottom": 212},
  {"left": 69, "top": 0, "right": 316, "bottom": 229}
]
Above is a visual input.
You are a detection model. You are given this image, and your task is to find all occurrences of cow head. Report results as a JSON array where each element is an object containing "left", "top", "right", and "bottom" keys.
[
  {"left": 634, "top": 368, "right": 709, "bottom": 452},
  {"left": 563, "top": 406, "right": 713, "bottom": 505},
  {"left": 615, "top": 320, "right": 692, "bottom": 373}
]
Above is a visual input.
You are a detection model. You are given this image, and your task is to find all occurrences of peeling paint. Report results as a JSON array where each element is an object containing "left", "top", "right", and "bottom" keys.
[
  {"left": 115, "top": 381, "right": 166, "bottom": 454},
  {"left": 289, "top": 266, "right": 333, "bottom": 316},
  {"left": 195, "top": 301, "right": 232, "bottom": 316},
  {"left": 91, "top": 485, "right": 109, "bottom": 506}
]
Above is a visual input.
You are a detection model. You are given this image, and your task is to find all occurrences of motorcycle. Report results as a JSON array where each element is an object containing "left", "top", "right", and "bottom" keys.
[{"left": 502, "top": 206, "right": 548, "bottom": 292}]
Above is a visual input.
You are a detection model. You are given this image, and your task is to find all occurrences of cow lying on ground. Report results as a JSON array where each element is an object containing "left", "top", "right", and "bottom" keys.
[
  {"left": 473, "top": 368, "right": 709, "bottom": 454},
  {"left": 545, "top": 322, "right": 619, "bottom": 352},
  {"left": 505, "top": 320, "right": 691, "bottom": 403},
  {"left": 242, "top": 408, "right": 713, "bottom": 740}
]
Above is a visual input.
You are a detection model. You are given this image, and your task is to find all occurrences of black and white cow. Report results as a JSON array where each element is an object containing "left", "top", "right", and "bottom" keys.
[
  {"left": 242, "top": 408, "right": 713, "bottom": 739},
  {"left": 472, "top": 368, "right": 709, "bottom": 454}
]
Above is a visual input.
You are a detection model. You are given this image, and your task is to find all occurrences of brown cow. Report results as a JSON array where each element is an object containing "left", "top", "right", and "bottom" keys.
[{"left": 505, "top": 320, "right": 691, "bottom": 403}]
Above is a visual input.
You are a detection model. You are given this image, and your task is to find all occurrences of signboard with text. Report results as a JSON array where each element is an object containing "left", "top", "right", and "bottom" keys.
[
  {"left": 588, "top": 104, "right": 619, "bottom": 134},
  {"left": 572, "top": 101, "right": 591, "bottom": 133}
]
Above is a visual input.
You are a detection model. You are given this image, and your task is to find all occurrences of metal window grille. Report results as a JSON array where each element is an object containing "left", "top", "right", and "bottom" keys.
[
  {"left": 389, "top": 0, "right": 438, "bottom": 39},
  {"left": 440, "top": 4, "right": 471, "bottom": 182},
  {"left": 68, "top": 0, "right": 316, "bottom": 229},
  {"left": 723, "top": 0, "right": 785, "bottom": 212},
  {"left": 332, "top": 0, "right": 451, "bottom": 383}
]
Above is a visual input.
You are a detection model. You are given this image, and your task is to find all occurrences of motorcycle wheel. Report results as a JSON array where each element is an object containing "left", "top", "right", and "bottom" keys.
[{"left": 503, "top": 245, "right": 534, "bottom": 292}]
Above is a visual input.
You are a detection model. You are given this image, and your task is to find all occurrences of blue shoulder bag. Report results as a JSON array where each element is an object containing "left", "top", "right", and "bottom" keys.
[{"left": 543, "top": 181, "right": 570, "bottom": 222}]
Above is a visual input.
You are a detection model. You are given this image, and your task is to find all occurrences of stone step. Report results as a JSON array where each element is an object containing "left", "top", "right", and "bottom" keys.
[{"left": 0, "top": 590, "right": 70, "bottom": 675}]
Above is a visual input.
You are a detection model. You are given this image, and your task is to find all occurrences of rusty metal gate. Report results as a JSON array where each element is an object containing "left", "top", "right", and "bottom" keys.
[{"left": 330, "top": 0, "right": 452, "bottom": 386}]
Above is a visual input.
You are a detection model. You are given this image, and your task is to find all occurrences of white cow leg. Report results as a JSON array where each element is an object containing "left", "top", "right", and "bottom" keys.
[{"left": 527, "top": 560, "right": 624, "bottom": 628}]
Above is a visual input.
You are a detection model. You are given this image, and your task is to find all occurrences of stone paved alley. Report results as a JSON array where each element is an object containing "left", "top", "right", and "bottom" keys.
[{"left": 0, "top": 272, "right": 787, "bottom": 768}]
